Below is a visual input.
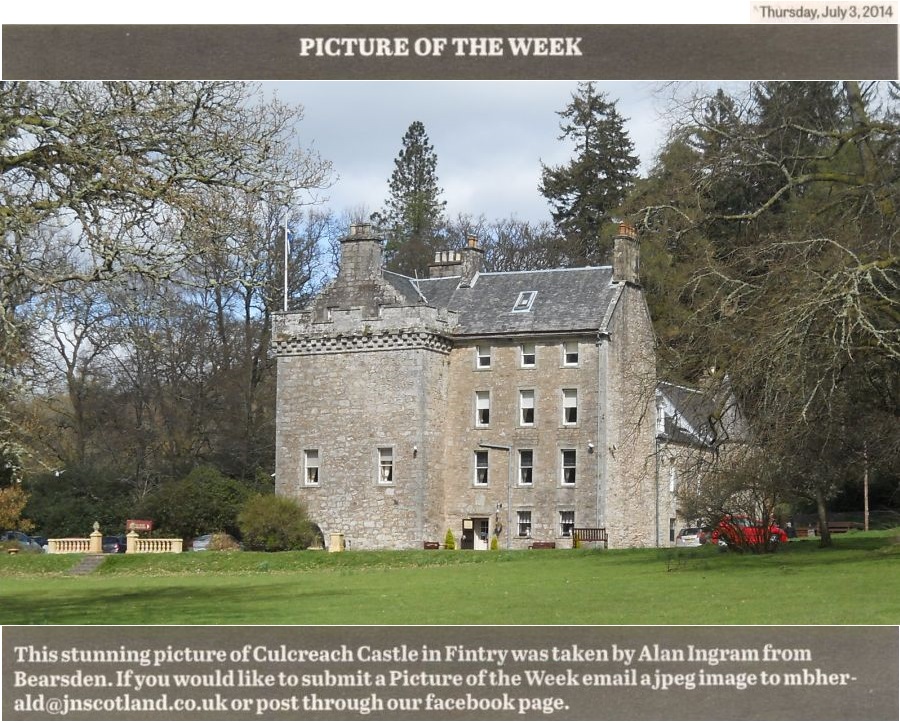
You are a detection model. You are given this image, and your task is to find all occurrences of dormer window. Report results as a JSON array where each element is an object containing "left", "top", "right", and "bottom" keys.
[{"left": 512, "top": 291, "right": 537, "bottom": 312}]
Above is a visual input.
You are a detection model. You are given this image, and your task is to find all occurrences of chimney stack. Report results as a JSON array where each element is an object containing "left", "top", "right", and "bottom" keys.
[
  {"left": 612, "top": 222, "right": 640, "bottom": 285},
  {"left": 339, "top": 223, "right": 384, "bottom": 282},
  {"left": 460, "top": 235, "right": 484, "bottom": 285},
  {"left": 428, "top": 235, "right": 484, "bottom": 283}
]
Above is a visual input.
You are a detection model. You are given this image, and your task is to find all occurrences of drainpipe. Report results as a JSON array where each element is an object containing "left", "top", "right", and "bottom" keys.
[{"left": 655, "top": 436, "right": 660, "bottom": 547}]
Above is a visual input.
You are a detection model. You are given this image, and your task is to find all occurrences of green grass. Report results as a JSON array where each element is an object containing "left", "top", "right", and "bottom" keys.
[{"left": 2, "top": 530, "right": 899, "bottom": 625}]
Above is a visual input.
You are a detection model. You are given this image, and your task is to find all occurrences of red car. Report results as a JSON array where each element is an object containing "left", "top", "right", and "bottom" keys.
[{"left": 712, "top": 515, "right": 788, "bottom": 549}]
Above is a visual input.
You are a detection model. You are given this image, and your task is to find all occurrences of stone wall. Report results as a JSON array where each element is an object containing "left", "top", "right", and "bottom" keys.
[
  {"left": 276, "top": 346, "right": 450, "bottom": 549},
  {"left": 602, "top": 284, "right": 660, "bottom": 548},
  {"left": 439, "top": 337, "right": 600, "bottom": 549}
]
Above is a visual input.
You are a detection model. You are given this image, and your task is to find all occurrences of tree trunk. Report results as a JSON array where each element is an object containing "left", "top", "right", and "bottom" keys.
[{"left": 815, "top": 487, "right": 832, "bottom": 548}]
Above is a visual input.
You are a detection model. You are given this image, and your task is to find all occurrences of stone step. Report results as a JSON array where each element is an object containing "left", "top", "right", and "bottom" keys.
[{"left": 67, "top": 554, "right": 106, "bottom": 575}]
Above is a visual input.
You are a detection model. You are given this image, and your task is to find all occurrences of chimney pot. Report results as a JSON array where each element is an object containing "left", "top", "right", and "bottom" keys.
[{"left": 617, "top": 222, "right": 636, "bottom": 239}]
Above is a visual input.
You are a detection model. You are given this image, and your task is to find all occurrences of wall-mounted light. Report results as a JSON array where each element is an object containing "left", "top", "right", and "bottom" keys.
[{"left": 587, "top": 443, "right": 595, "bottom": 453}]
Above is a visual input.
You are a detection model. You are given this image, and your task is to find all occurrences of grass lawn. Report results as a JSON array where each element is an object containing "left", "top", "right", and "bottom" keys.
[{"left": 1, "top": 530, "right": 899, "bottom": 625}]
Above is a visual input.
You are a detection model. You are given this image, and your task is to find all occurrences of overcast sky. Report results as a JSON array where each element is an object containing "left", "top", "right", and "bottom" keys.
[{"left": 265, "top": 81, "right": 673, "bottom": 225}]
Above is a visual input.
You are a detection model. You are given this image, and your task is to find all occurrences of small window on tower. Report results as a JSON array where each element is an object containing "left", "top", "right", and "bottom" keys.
[
  {"left": 512, "top": 291, "right": 537, "bottom": 312},
  {"left": 304, "top": 449, "right": 319, "bottom": 486},
  {"left": 378, "top": 447, "right": 393, "bottom": 485}
]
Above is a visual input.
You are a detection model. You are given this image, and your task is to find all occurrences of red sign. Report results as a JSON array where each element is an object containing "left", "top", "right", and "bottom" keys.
[{"left": 126, "top": 519, "right": 154, "bottom": 532}]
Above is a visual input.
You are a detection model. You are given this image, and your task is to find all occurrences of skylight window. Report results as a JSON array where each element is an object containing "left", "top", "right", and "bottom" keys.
[{"left": 512, "top": 291, "right": 537, "bottom": 312}]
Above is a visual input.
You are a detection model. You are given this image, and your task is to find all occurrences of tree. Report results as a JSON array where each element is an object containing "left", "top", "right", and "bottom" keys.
[
  {"left": 1, "top": 81, "right": 332, "bottom": 489},
  {"left": 632, "top": 81, "right": 900, "bottom": 545},
  {"left": 374, "top": 121, "right": 447, "bottom": 275},
  {"left": 540, "top": 83, "right": 639, "bottom": 265},
  {"left": 144, "top": 466, "right": 254, "bottom": 539},
  {"left": 0, "top": 483, "right": 31, "bottom": 531}
]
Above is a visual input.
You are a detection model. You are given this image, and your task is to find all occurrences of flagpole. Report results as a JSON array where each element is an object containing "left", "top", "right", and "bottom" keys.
[{"left": 283, "top": 224, "right": 289, "bottom": 313}]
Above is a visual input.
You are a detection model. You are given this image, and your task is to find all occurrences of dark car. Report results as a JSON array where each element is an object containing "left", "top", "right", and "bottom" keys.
[
  {"left": 2, "top": 530, "right": 44, "bottom": 553},
  {"left": 102, "top": 535, "right": 127, "bottom": 553}
]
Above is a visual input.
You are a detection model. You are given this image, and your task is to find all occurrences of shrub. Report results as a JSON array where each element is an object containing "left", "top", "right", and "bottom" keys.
[
  {"left": 146, "top": 466, "right": 253, "bottom": 539},
  {"left": 490, "top": 535, "right": 499, "bottom": 551},
  {"left": 238, "top": 494, "right": 315, "bottom": 552},
  {"left": 208, "top": 533, "right": 242, "bottom": 551},
  {"left": 444, "top": 529, "right": 456, "bottom": 550}
]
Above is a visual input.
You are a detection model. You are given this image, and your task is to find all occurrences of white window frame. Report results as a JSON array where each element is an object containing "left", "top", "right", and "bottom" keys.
[
  {"left": 518, "top": 449, "right": 534, "bottom": 487},
  {"left": 475, "top": 390, "right": 491, "bottom": 428},
  {"left": 512, "top": 290, "right": 537, "bottom": 313},
  {"left": 559, "top": 510, "right": 575, "bottom": 538},
  {"left": 562, "top": 388, "right": 578, "bottom": 426},
  {"left": 519, "top": 389, "right": 535, "bottom": 426},
  {"left": 561, "top": 449, "right": 577, "bottom": 486},
  {"left": 517, "top": 510, "right": 532, "bottom": 538},
  {"left": 377, "top": 447, "right": 394, "bottom": 485},
  {"left": 521, "top": 343, "right": 536, "bottom": 368},
  {"left": 474, "top": 450, "right": 489, "bottom": 486},
  {"left": 304, "top": 449, "right": 320, "bottom": 487},
  {"left": 476, "top": 344, "right": 491, "bottom": 369},
  {"left": 563, "top": 340, "right": 579, "bottom": 367}
]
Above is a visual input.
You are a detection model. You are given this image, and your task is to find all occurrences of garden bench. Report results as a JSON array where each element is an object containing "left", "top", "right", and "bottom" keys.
[
  {"left": 423, "top": 541, "right": 441, "bottom": 550},
  {"left": 826, "top": 521, "right": 862, "bottom": 534},
  {"left": 573, "top": 528, "right": 609, "bottom": 548},
  {"left": 528, "top": 541, "right": 556, "bottom": 549}
]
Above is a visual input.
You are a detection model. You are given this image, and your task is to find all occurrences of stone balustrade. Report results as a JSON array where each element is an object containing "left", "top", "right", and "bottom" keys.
[
  {"left": 46, "top": 524, "right": 183, "bottom": 554},
  {"left": 129, "top": 536, "right": 183, "bottom": 554},
  {"left": 48, "top": 538, "right": 91, "bottom": 554}
]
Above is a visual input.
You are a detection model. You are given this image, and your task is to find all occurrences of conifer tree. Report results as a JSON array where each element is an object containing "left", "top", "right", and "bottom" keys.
[
  {"left": 374, "top": 121, "right": 447, "bottom": 275},
  {"left": 540, "top": 83, "right": 639, "bottom": 264}
]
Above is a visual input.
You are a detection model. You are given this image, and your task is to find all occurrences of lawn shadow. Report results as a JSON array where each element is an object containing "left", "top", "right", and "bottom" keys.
[{"left": 0, "top": 577, "right": 354, "bottom": 625}]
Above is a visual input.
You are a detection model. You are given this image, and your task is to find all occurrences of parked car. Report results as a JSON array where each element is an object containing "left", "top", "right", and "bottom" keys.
[
  {"left": 674, "top": 527, "right": 710, "bottom": 547},
  {"left": 2, "top": 530, "right": 44, "bottom": 553},
  {"left": 102, "top": 535, "right": 127, "bottom": 553},
  {"left": 190, "top": 534, "right": 214, "bottom": 552},
  {"left": 30, "top": 535, "right": 49, "bottom": 551},
  {"left": 712, "top": 515, "right": 788, "bottom": 549}
]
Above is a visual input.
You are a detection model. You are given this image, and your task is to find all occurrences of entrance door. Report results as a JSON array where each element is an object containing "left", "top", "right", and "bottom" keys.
[
  {"left": 460, "top": 518, "right": 491, "bottom": 550},
  {"left": 472, "top": 518, "right": 490, "bottom": 551}
]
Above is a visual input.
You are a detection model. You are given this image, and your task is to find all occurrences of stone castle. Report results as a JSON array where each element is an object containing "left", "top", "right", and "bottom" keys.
[{"left": 273, "top": 222, "right": 680, "bottom": 549}]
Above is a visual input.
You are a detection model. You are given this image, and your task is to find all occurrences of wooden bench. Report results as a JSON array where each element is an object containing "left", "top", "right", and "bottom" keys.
[
  {"left": 574, "top": 528, "right": 609, "bottom": 548},
  {"left": 826, "top": 521, "right": 863, "bottom": 534},
  {"left": 803, "top": 522, "right": 863, "bottom": 536},
  {"left": 423, "top": 541, "right": 441, "bottom": 550},
  {"left": 528, "top": 541, "right": 556, "bottom": 549}
]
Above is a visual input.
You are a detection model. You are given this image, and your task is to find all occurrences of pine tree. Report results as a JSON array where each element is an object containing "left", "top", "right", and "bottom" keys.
[
  {"left": 374, "top": 121, "right": 447, "bottom": 276},
  {"left": 540, "top": 83, "right": 639, "bottom": 265}
]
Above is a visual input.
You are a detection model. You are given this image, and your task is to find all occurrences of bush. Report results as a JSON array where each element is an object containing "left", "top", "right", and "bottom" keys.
[
  {"left": 444, "top": 529, "right": 456, "bottom": 550},
  {"left": 490, "top": 535, "right": 499, "bottom": 551},
  {"left": 238, "top": 494, "right": 315, "bottom": 552},
  {"left": 146, "top": 466, "right": 253, "bottom": 539},
  {"left": 208, "top": 533, "right": 242, "bottom": 551}
]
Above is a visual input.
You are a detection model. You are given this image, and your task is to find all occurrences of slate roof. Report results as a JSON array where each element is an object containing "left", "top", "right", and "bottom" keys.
[
  {"left": 657, "top": 380, "right": 748, "bottom": 448},
  {"left": 383, "top": 267, "right": 621, "bottom": 336}
]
